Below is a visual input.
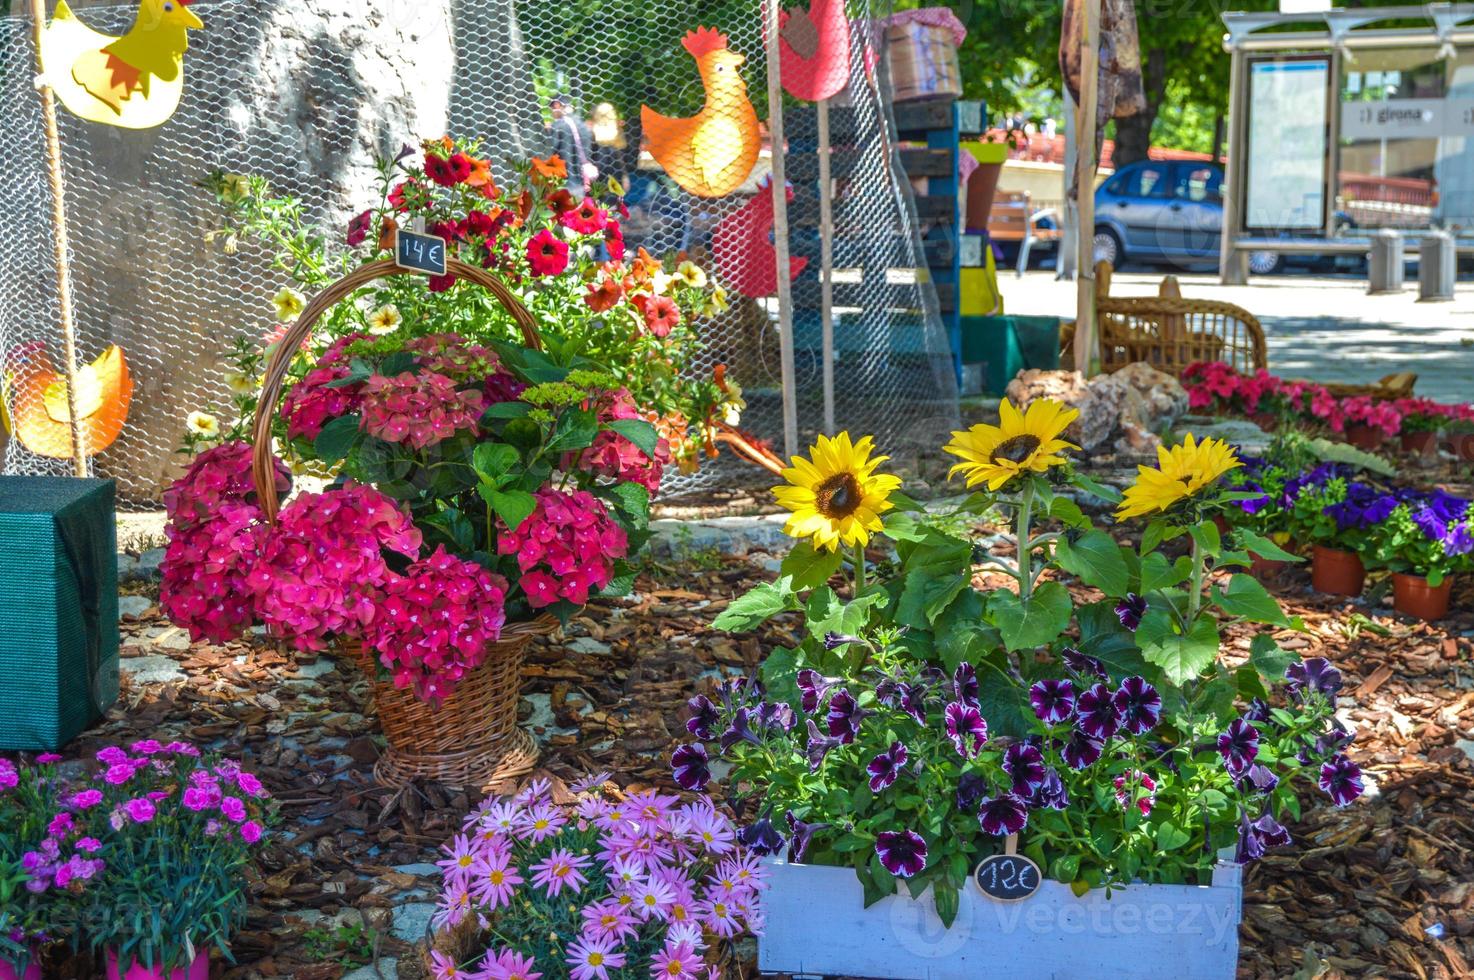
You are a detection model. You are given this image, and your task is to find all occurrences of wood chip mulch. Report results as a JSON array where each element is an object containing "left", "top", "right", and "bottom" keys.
[{"left": 81, "top": 550, "right": 1474, "bottom": 980}]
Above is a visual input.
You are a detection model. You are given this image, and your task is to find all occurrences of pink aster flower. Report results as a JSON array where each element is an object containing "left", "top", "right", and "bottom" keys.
[
  {"left": 566, "top": 934, "right": 625, "bottom": 980},
  {"left": 437, "top": 833, "right": 480, "bottom": 883},
  {"left": 580, "top": 897, "right": 640, "bottom": 943},
  {"left": 469, "top": 851, "right": 523, "bottom": 911},
  {"left": 431, "top": 880, "right": 475, "bottom": 932},
  {"left": 429, "top": 950, "right": 468, "bottom": 980},
  {"left": 631, "top": 874, "right": 677, "bottom": 921},
  {"left": 698, "top": 897, "right": 744, "bottom": 938},
  {"left": 485, "top": 949, "right": 542, "bottom": 980},
  {"left": 713, "top": 853, "right": 768, "bottom": 893},
  {"left": 529, "top": 847, "right": 591, "bottom": 898},
  {"left": 651, "top": 941, "right": 704, "bottom": 980},
  {"left": 680, "top": 801, "right": 735, "bottom": 855}
]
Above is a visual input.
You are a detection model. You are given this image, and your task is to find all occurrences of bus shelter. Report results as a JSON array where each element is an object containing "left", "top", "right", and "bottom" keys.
[{"left": 1219, "top": 3, "right": 1474, "bottom": 283}]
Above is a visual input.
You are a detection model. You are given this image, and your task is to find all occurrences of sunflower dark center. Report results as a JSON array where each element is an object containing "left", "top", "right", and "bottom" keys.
[
  {"left": 815, "top": 473, "right": 863, "bottom": 519},
  {"left": 990, "top": 434, "right": 1042, "bottom": 465}
]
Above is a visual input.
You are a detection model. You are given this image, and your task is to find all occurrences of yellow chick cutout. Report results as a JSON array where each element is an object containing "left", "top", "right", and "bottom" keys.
[{"left": 38, "top": 0, "right": 204, "bottom": 129}]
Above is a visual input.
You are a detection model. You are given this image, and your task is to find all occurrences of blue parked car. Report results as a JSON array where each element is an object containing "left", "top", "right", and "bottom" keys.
[{"left": 1093, "top": 160, "right": 1350, "bottom": 275}]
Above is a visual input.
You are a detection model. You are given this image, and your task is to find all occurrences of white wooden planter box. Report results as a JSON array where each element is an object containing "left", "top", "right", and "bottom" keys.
[{"left": 759, "top": 857, "right": 1243, "bottom": 979}]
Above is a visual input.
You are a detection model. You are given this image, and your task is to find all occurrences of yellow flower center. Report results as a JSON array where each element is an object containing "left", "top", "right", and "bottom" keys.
[
  {"left": 534, "top": 819, "right": 549, "bottom": 830},
  {"left": 815, "top": 472, "right": 862, "bottom": 519},
  {"left": 668, "top": 963, "right": 683, "bottom": 975},
  {"left": 990, "top": 434, "right": 1042, "bottom": 465},
  {"left": 672, "top": 904, "right": 688, "bottom": 920},
  {"left": 589, "top": 953, "right": 604, "bottom": 967},
  {"left": 644, "top": 894, "right": 657, "bottom": 906},
  {"left": 489, "top": 870, "right": 504, "bottom": 885},
  {"left": 458, "top": 855, "right": 473, "bottom": 868}
]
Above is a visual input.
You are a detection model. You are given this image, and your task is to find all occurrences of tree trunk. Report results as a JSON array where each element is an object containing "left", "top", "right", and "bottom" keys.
[{"left": 1111, "top": 46, "right": 1166, "bottom": 168}]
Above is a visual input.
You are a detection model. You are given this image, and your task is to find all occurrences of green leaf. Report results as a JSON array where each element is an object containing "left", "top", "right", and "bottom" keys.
[
  {"left": 1055, "top": 530, "right": 1131, "bottom": 597},
  {"left": 379, "top": 351, "right": 417, "bottom": 376},
  {"left": 990, "top": 581, "right": 1073, "bottom": 653},
  {"left": 472, "top": 443, "right": 519, "bottom": 483},
  {"left": 1139, "top": 613, "right": 1220, "bottom": 685},
  {"left": 805, "top": 587, "right": 884, "bottom": 648},
  {"left": 1214, "top": 574, "right": 1291, "bottom": 627},
  {"left": 1139, "top": 552, "right": 1189, "bottom": 594},
  {"left": 1249, "top": 634, "right": 1298, "bottom": 680},
  {"left": 887, "top": 491, "right": 926, "bottom": 513},
  {"left": 1236, "top": 663, "right": 1270, "bottom": 702},
  {"left": 1075, "top": 601, "right": 1149, "bottom": 679},
  {"left": 481, "top": 401, "right": 532, "bottom": 421},
  {"left": 1235, "top": 528, "right": 1302, "bottom": 563},
  {"left": 713, "top": 579, "right": 796, "bottom": 632},
  {"left": 313, "top": 413, "right": 362, "bottom": 464},
  {"left": 1188, "top": 519, "right": 1221, "bottom": 556},
  {"left": 780, "top": 541, "right": 844, "bottom": 592},
  {"left": 1154, "top": 822, "right": 1192, "bottom": 851},
  {"left": 485, "top": 488, "right": 538, "bottom": 531},
  {"left": 897, "top": 569, "right": 969, "bottom": 628},
  {"left": 548, "top": 408, "right": 599, "bottom": 452},
  {"left": 760, "top": 646, "right": 801, "bottom": 706},
  {"left": 976, "top": 660, "right": 1032, "bottom": 738},
  {"left": 606, "top": 418, "right": 661, "bottom": 459},
  {"left": 931, "top": 879, "right": 960, "bottom": 929},
  {"left": 1048, "top": 495, "right": 1090, "bottom": 529},
  {"left": 1070, "top": 470, "right": 1122, "bottom": 504},
  {"left": 604, "top": 481, "right": 651, "bottom": 530}
]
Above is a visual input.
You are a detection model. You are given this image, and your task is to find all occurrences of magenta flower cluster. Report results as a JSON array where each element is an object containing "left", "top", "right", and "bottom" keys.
[
  {"left": 498, "top": 488, "right": 630, "bottom": 608},
  {"left": 429, "top": 778, "right": 759, "bottom": 980},
  {"left": 247, "top": 482, "right": 423, "bottom": 651},
  {"left": 365, "top": 546, "right": 509, "bottom": 702},
  {"left": 280, "top": 334, "right": 368, "bottom": 440},
  {"left": 358, "top": 370, "right": 486, "bottom": 450},
  {"left": 570, "top": 389, "right": 670, "bottom": 494}
]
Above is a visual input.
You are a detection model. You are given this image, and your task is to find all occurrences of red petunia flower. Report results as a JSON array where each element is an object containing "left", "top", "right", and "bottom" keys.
[
  {"left": 642, "top": 295, "right": 681, "bottom": 337},
  {"left": 424, "top": 155, "right": 458, "bottom": 187},
  {"left": 526, "top": 229, "right": 570, "bottom": 277},
  {"left": 560, "top": 198, "right": 608, "bottom": 235},
  {"left": 585, "top": 276, "right": 623, "bottom": 313},
  {"left": 604, "top": 222, "right": 626, "bottom": 262},
  {"left": 346, "top": 210, "right": 373, "bottom": 247},
  {"left": 545, "top": 189, "right": 577, "bottom": 214}
]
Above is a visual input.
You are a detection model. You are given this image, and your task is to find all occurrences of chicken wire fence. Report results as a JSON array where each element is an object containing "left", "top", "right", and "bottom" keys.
[{"left": 0, "top": 0, "right": 958, "bottom": 507}]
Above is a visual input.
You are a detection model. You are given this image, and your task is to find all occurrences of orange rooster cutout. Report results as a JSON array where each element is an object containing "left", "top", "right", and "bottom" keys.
[
  {"left": 2, "top": 344, "right": 133, "bottom": 459},
  {"left": 642, "top": 28, "right": 761, "bottom": 199},
  {"left": 712, "top": 178, "right": 810, "bottom": 298},
  {"left": 39, "top": 0, "right": 204, "bottom": 129},
  {"left": 779, "top": 0, "right": 852, "bottom": 103}
]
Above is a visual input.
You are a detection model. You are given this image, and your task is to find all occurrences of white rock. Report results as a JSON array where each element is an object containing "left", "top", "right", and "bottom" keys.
[
  {"left": 120, "top": 655, "right": 186, "bottom": 685},
  {"left": 117, "top": 595, "right": 153, "bottom": 620}
]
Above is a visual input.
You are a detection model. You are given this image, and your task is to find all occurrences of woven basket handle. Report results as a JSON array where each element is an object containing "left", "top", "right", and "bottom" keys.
[{"left": 250, "top": 258, "right": 543, "bottom": 523}]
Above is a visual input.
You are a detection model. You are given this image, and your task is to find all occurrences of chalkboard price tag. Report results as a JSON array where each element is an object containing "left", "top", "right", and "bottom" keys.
[
  {"left": 395, "top": 229, "right": 448, "bottom": 276},
  {"left": 973, "top": 836, "right": 1042, "bottom": 903}
]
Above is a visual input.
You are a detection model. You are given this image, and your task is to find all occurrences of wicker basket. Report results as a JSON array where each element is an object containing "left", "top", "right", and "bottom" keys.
[{"left": 249, "top": 257, "right": 554, "bottom": 790}]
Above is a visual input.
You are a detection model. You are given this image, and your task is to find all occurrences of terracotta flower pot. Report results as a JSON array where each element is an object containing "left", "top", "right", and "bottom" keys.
[
  {"left": 1401, "top": 430, "right": 1438, "bottom": 455},
  {"left": 1311, "top": 545, "right": 1366, "bottom": 597},
  {"left": 105, "top": 950, "right": 210, "bottom": 980},
  {"left": 1251, "top": 412, "right": 1279, "bottom": 433},
  {"left": 1345, "top": 425, "right": 1384, "bottom": 452},
  {"left": 1392, "top": 573, "right": 1454, "bottom": 622},
  {"left": 1250, "top": 555, "right": 1289, "bottom": 583},
  {"left": 1446, "top": 433, "right": 1474, "bottom": 462}
]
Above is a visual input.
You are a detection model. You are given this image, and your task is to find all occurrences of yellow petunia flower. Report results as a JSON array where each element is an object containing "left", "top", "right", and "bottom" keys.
[
  {"left": 272, "top": 287, "right": 306, "bottom": 323},
  {"left": 186, "top": 411, "right": 219, "bottom": 437},
  {"left": 707, "top": 283, "right": 730, "bottom": 316},
  {"left": 367, "top": 304, "right": 403, "bottom": 336},
  {"left": 1116, "top": 434, "right": 1242, "bottom": 521},
  {"left": 944, "top": 398, "right": 1080, "bottom": 491},
  {"left": 676, "top": 260, "right": 709, "bottom": 290},
  {"left": 772, "top": 432, "right": 902, "bottom": 552}
]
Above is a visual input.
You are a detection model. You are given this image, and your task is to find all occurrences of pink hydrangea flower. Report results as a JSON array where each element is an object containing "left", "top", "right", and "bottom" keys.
[
  {"left": 358, "top": 370, "right": 485, "bottom": 450},
  {"left": 161, "top": 442, "right": 291, "bottom": 531},
  {"left": 564, "top": 389, "right": 669, "bottom": 494},
  {"left": 497, "top": 488, "right": 628, "bottom": 609},
  {"left": 247, "top": 483, "right": 422, "bottom": 651},
  {"left": 365, "top": 546, "right": 508, "bottom": 702},
  {"left": 280, "top": 333, "right": 371, "bottom": 440},
  {"left": 161, "top": 500, "right": 269, "bottom": 643}
]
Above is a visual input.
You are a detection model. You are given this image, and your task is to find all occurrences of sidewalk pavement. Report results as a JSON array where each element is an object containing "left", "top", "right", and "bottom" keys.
[{"left": 998, "top": 271, "right": 1474, "bottom": 404}]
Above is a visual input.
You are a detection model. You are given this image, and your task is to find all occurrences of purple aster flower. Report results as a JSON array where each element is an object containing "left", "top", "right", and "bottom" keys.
[
  {"left": 671, "top": 743, "right": 710, "bottom": 791},
  {"left": 1075, "top": 683, "right": 1120, "bottom": 740},
  {"left": 804, "top": 719, "right": 845, "bottom": 772},
  {"left": 953, "top": 663, "right": 979, "bottom": 708},
  {"left": 956, "top": 772, "right": 989, "bottom": 811},
  {"left": 1217, "top": 719, "right": 1261, "bottom": 777},
  {"left": 1237, "top": 763, "right": 1279, "bottom": 795},
  {"left": 797, "top": 669, "right": 843, "bottom": 713},
  {"left": 867, "top": 741, "right": 909, "bottom": 792},
  {"left": 875, "top": 830, "right": 928, "bottom": 878},
  {"left": 1062, "top": 730, "right": 1104, "bottom": 769},
  {"left": 1116, "top": 593, "right": 1148, "bottom": 631},
  {"left": 1061, "top": 646, "right": 1106, "bottom": 680},
  {"left": 977, "top": 794, "right": 1030, "bottom": 836},
  {"left": 1030, "top": 768, "right": 1070, "bottom": 811},
  {"left": 785, "top": 811, "right": 829, "bottom": 864},
  {"left": 1286, "top": 658, "right": 1342, "bottom": 700},
  {"left": 944, "top": 702, "right": 988, "bottom": 758},
  {"left": 739, "top": 816, "right": 786, "bottom": 856},
  {"left": 826, "top": 690, "right": 871, "bottom": 744},
  {"left": 686, "top": 695, "right": 719, "bottom": 740},
  {"left": 1003, "top": 743, "right": 1047, "bottom": 794},
  {"left": 1030, "top": 678, "right": 1076, "bottom": 725},
  {"left": 1319, "top": 754, "right": 1364, "bottom": 807},
  {"left": 823, "top": 631, "right": 863, "bottom": 650},
  {"left": 1112, "top": 676, "right": 1162, "bottom": 735}
]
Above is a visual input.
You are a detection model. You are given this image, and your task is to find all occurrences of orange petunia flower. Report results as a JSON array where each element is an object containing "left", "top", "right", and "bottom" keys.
[
  {"left": 545, "top": 189, "right": 577, "bottom": 214},
  {"left": 630, "top": 247, "right": 661, "bottom": 283},
  {"left": 530, "top": 155, "right": 568, "bottom": 181},
  {"left": 585, "top": 276, "right": 624, "bottom": 313},
  {"left": 465, "top": 156, "right": 499, "bottom": 198}
]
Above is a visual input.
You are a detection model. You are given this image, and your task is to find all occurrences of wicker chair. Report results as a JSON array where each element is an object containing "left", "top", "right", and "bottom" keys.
[{"left": 1094, "top": 262, "right": 1267, "bottom": 375}]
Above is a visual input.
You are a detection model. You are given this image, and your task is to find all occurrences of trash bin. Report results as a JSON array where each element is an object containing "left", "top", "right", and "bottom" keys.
[
  {"left": 961, "top": 315, "right": 1061, "bottom": 396},
  {"left": 1419, "top": 230, "right": 1455, "bottom": 302},
  {"left": 1368, "top": 229, "right": 1405, "bottom": 294}
]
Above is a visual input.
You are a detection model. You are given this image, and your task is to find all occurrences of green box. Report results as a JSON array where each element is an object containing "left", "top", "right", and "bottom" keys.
[
  {"left": 0, "top": 477, "right": 119, "bottom": 750},
  {"left": 961, "top": 315, "right": 1062, "bottom": 395}
]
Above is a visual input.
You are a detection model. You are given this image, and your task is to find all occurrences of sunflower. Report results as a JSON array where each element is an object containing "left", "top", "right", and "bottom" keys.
[
  {"left": 944, "top": 398, "right": 1080, "bottom": 491},
  {"left": 773, "top": 433, "right": 902, "bottom": 552},
  {"left": 1116, "top": 434, "right": 1242, "bottom": 520}
]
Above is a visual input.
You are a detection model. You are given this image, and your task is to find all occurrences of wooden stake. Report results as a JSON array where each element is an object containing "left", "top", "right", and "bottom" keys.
[
  {"left": 817, "top": 97, "right": 835, "bottom": 436},
  {"left": 765, "top": 0, "right": 800, "bottom": 458},
  {"left": 28, "top": 0, "right": 87, "bottom": 476},
  {"left": 1073, "top": 0, "right": 1101, "bottom": 378}
]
